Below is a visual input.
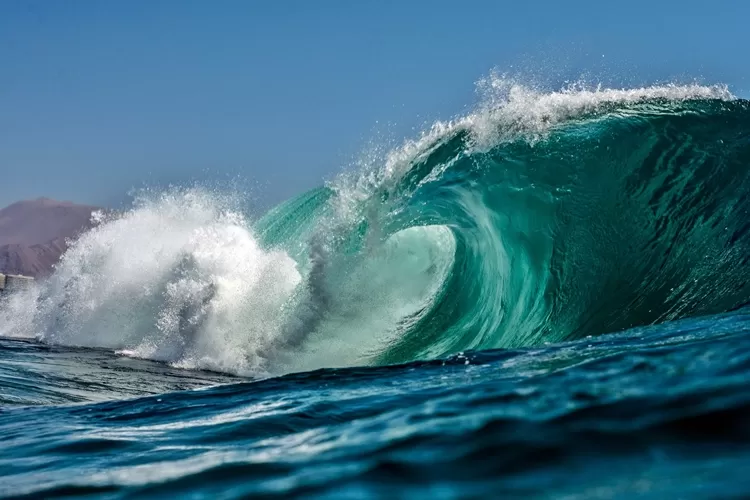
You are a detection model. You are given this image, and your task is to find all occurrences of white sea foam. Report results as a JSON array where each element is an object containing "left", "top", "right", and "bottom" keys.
[
  {"left": 4, "top": 188, "right": 302, "bottom": 375},
  {"left": 333, "top": 77, "right": 734, "bottom": 204}
]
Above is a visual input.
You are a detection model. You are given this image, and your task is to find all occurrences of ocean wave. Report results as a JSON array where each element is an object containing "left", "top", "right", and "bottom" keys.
[{"left": 4, "top": 78, "right": 749, "bottom": 377}]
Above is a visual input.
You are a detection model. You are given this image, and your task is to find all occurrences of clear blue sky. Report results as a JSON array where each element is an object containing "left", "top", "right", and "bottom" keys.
[{"left": 1, "top": 0, "right": 748, "bottom": 210}]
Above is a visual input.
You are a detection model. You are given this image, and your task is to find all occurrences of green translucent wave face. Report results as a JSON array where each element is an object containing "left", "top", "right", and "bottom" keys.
[{"left": 255, "top": 98, "right": 750, "bottom": 366}]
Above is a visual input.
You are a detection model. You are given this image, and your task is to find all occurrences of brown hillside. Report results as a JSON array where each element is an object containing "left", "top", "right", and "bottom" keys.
[{"left": 0, "top": 199, "right": 101, "bottom": 277}]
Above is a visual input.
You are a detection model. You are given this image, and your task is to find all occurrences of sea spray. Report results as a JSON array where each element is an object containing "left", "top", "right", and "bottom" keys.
[{"left": 14, "top": 189, "right": 301, "bottom": 375}]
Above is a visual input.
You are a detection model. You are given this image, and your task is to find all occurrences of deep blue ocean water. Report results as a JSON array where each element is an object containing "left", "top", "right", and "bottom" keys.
[{"left": 4, "top": 310, "right": 750, "bottom": 498}]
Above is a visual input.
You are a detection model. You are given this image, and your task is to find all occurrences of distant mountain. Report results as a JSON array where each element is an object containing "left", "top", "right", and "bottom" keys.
[{"left": 0, "top": 198, "right": 101, "bottom": 277}]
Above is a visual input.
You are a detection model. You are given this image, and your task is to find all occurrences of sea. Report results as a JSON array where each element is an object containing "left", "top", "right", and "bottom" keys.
[{"left": 2, "top": 78, "right": 750, "bottom": 499}]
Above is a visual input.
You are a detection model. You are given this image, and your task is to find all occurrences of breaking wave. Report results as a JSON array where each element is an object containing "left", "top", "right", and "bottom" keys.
[{"left": 3, "top": 79, "right": 750, "bottom": 377}]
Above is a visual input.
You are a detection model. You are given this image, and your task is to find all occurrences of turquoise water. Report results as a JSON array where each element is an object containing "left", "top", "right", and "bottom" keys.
[{"left": 2, "top": 81, "right": 750, "bottom": 498}]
